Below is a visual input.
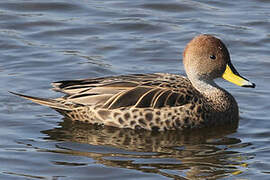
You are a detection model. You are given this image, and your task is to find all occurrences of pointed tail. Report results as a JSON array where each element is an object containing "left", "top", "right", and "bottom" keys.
[{"left": 9, "top": 91, "right": 71, "bottom": 111}]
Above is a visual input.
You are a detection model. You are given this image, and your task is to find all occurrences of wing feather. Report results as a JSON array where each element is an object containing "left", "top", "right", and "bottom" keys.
[
  {"left": 103, "top": 86, "right": 153, "bottom": 109},
  {"left": 134, "top": 88, "right": 162, "bottom": 108},
  {"left": 152, "top": 89, "right": 171, "bottom": 108},
  {"left": 49, "top": 73, "right": 198, "bottom": 109}
]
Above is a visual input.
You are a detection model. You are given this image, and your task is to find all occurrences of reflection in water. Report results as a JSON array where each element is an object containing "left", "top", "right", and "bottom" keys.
[{"left": 42, "top": 118, "right": 248, "bottom": 179}]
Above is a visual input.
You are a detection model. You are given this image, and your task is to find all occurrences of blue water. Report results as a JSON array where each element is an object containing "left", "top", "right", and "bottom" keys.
[{"left": 1, "top": 0, "right": 270, "bottom": 179}]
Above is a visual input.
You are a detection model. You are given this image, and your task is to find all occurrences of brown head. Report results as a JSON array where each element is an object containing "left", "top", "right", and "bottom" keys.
[{"left": 183, "top": 34, "right": 255, "bottom": 88}]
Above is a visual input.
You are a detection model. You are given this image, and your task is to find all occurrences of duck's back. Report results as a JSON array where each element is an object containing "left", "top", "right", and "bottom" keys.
[{"left": 52, "top": 73, "right": 199, "bottom": 109}]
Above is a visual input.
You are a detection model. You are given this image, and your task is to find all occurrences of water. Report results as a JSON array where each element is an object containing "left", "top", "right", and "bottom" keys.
[{"left": 1, "top": 0, "right": 269, "bottom": 179}]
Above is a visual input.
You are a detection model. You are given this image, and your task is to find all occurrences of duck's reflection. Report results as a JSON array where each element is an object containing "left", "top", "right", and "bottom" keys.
[{"left": 42, "top": 118, "right": 247, "bottom": 179}]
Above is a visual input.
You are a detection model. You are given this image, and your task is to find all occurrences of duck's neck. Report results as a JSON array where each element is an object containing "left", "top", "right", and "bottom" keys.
[
  {"left": 191, "top": 78, "right": 222, "bottom": 96},
  {"left": 190, "top": 77, "right": 237, "bottom": 112}
]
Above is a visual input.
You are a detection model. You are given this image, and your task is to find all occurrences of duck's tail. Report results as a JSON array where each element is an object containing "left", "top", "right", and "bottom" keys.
[{"left": 9, "top": 91, "right": 71, "bottom": 110}]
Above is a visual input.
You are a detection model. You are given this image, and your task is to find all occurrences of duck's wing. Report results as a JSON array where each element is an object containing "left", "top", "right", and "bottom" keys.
[{"left": 52, "top": 73, "right": 199, "bottom": 109}]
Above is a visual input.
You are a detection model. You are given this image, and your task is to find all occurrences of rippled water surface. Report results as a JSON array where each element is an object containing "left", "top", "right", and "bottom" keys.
[{"left": 1, "top": 0, "right": 270, "bottom": 179}]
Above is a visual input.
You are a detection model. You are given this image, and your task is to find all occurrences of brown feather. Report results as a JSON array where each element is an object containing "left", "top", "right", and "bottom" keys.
[{"left": 9, "top": 91, "right": 72, "bottom": 110}]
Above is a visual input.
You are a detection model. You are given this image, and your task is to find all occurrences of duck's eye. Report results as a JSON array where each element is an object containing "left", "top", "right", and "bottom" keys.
[{"left": 210, "top": 55, "right": 216, "bottom": 60}]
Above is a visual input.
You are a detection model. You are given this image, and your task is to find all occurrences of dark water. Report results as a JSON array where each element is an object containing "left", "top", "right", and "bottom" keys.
[{"left": 1, "top": 0, "right": 269, "bottom": 179}]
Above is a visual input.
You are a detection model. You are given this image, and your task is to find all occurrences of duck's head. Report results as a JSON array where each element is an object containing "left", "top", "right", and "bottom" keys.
[{"left": 183, "top": 34, "right": 255, "bottom": 88}]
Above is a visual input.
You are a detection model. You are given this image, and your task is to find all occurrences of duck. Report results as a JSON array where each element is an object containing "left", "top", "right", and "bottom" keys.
[{"left": 10, "top": 34, "right": 255, "bottom": 131}]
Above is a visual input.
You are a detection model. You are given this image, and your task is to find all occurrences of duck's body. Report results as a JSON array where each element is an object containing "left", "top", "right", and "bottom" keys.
[{"left": 11, "top": 35, "right": 255, "bottom": 131}]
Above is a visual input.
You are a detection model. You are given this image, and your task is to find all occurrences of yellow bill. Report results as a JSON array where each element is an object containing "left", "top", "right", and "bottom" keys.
[{"left": 222, "top": 63, "right": 255, "bottom": 88}]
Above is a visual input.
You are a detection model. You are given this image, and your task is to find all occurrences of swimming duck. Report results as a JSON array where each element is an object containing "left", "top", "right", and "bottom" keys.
[{"left": 11, "top": 34, "right": 255, "bottom": 131}]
